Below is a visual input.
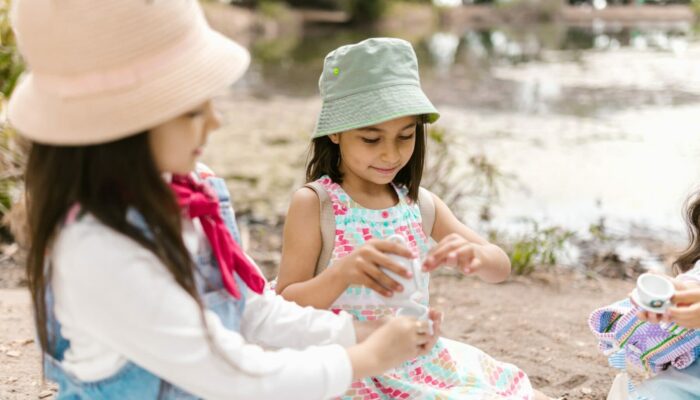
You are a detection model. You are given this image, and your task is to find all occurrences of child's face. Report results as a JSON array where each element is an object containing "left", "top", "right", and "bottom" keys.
[
  {"left": 329, "top": 115, "right": 417, "bottom": 185},
  {"left": 148, "top": 101, "right": 221, "bottom": 174}
]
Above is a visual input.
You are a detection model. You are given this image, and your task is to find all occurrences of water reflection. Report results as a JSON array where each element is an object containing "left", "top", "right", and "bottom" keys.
[{"left": 230, "top": 19, "right": 700, "bottom": 240}]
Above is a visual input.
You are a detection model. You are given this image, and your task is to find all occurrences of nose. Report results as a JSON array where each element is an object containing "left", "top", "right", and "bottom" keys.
[{"left": 381, "top": 141, "right": 401, "bottom": 165}]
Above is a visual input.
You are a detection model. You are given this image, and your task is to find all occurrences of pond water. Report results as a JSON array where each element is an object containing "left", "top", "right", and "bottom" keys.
[{"left": 231, "top": 18, "right": 700, "bottom": 249}]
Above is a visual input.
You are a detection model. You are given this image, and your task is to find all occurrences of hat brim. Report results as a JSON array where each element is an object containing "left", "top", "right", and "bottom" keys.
[
  {"left": 313, "top": 83, "right": 439, "bottom": 138},
  {"left": 8, "top": 28, "right": 249, "bottom": 145}
]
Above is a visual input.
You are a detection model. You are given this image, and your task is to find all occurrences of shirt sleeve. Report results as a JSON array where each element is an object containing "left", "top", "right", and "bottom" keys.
[
  {"left": 52, "top": 218, "right": 353, "bottom": 400},
  {"left": 241, "top": 288, "right": 356, "bottom": 350}
]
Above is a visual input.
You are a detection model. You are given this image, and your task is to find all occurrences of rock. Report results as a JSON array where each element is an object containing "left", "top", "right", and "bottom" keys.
[
  {"left": 581, "top": 387, "right": 593, "bottom": 395},
  {"left": 12, "top": 337, "right": 34, "bottom": 346},
  {"left": 6, "top": 350, "right": 21, "bottom": 358},
  {"left": 39, "top": 390, "right": 53, "bottom": 398},
  {"left": 7, "top": 376, "right": 18, "bottom": 383}
]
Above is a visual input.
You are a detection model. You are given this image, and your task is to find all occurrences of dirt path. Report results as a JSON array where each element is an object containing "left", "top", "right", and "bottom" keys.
[{"left": 0, "top": 270, "right": 633, "bottom": 399}]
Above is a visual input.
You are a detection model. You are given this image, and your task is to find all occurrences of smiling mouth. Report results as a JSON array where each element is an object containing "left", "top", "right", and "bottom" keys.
[{"left": 372, "top": 166, "right": 399, "bottom": 174}]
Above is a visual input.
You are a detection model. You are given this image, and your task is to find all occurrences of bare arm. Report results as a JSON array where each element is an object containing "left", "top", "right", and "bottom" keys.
[
  {"left": 275, "top": 188, "right": 350, "bottom": 309},
  {"left": 425, "top": 193, "right": 511, "bottom": 283},
  {"left": 276, "top": 188, "right": 413, "bottom": 309}
]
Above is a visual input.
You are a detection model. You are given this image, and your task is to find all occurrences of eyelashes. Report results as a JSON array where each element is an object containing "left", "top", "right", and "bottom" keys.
[{"left": 361, "top": 132, "right": 415, "bottom": 144}]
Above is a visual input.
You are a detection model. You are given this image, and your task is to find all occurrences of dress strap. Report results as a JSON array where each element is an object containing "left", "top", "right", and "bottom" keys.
[
  {"left": 418, "top": 187, "right": 436, "bottom": 239},
  {"left": 304, "top": 181, "right": 336, "bottom": 276}
]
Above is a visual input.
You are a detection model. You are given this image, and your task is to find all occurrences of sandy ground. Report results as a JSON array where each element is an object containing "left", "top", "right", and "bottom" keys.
[
  {"left": 0, "top": 267, "right": 634, "bottom": 400},
  {"left": 1, "top": 3, "right": 692, "bottom": 399}
]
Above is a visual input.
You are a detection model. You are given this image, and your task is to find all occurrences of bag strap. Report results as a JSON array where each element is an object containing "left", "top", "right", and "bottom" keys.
[
  {"left": 418, "top": 187, "right": 436, "bottom": 239},
  {"left": 305, "top": 182, "right": 336, "bottom": 276}
]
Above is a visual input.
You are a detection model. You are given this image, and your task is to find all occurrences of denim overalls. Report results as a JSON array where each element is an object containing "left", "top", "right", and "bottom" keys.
[{"left": 43, "top": 173, "right": 246, "bottom": 399}]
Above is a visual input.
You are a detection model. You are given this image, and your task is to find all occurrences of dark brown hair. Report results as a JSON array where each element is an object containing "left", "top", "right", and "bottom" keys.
[
  {"left": 24, "top": 132, "right": 204, "bottom": 363},
  {"left": 305, "top": 116, "right": 427, "bottom": 201},
  {"left": 675, "top": 190, "right": 700, "bottom": 274}
]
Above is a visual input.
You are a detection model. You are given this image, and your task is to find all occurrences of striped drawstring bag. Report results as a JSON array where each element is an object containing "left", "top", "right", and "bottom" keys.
[{"left": 589, "top": 298, "right": 700, "bottom": 399}]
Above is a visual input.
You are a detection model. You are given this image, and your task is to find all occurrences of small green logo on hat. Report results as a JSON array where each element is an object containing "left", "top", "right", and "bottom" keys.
[{"left": 332, "top": 67, "right": 340, "bottom": 76}]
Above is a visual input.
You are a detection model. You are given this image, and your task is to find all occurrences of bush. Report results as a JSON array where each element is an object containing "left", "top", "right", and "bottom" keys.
[
  {"left": 1, "top": 0, "right": 26, "bottom": 237},
  {"left": 344, "top": 0, "right": 389, "bottom": 23},
  {"left": 504, "top": 221, "right": 575, "bottom": 275}
]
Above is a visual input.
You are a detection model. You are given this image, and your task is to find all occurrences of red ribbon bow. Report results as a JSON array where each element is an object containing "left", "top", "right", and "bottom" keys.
[{"left": 170, "top": 175, "right": 265, "bottom": 299}]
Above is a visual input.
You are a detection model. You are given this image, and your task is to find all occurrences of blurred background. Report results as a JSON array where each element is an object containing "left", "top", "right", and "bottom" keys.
[
  {"left": 2, "top": 1, "right": 700, "bottom": 398},
  {"left": 3, "top": 0, "right": 700, "bottom": 280},
  {"left": 201, "top": 0, "right": 700, "bottom": 279}
]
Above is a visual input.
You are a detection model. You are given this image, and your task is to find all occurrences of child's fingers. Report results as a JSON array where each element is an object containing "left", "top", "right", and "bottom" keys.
[
  {"left": 368, "top": 248, "right": 412, "bottom": 280},
  {"left": 423, "top": 240, "right": 465, "bottom": 271},
  {"left": 636, "top": 310, "right": 648, "bottom": 321},
  {"left": 428, "top": 309, "right": 443, "bottom": 335},
  {"left": 455, "top": 245, "right": 476, "bottom": 273},
  {"left": 368, "top": 267, "right": 404, "bottom": 294},
  {"left": 372, "top": 239, "right": 413, "bottom": 259},
  {"left": 445, "top": 252, "right": 458, "bottom": 268},
  {"left": 672, "top": 288, "right": 700, "bottom": 306},
  {"left": 648, "top": 312, "right": 663, "bottom": 324},
  {"left": 361, "top": 274, "right": 394, "bottom": 297},
  {"left": 669, "top": 302, "right": 700, "bottom": 322}
]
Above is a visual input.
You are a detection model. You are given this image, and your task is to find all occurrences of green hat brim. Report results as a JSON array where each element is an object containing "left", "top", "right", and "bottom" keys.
[{"left": 312, "top": 83, "right": 439, "bottom": 138}]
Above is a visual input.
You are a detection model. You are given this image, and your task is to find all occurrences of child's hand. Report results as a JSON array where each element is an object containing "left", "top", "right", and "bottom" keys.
[
  {"left": 422, "top": 233, "right": 483, "bottom": 274},
  {"left": 667, "top": 280, "right": 700, "bottom": 329},
  {"left": 634, "top": 278, "right": 700, "bottom": 325},
  {"left": 335, "top": 239, "right": 414, "bottom": 297},
  {"left": 347, "top": 316, "right": 432, "bottom": 380},
  {"left": 423, "top": 308, "right": 442, "bottom": 351},
  {"left": 352, "top": 319, "right": 386, "bottom": 343}
]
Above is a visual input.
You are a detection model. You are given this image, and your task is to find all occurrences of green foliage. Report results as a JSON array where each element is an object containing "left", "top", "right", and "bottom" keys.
[
  {"left": 1, "top": 0, "right": 23, "bottom": 100},
  {"left": 258, "top": 0, "right": 293, "bottom": 19},
  {"left": 1, "top": 0, "right": 26, "bottom": 228},
  {"left": 342, "top": 0, "right": 390, "bottom": 24},
  {"left": 506, "top": 221, "right": 575, "bottom": 275}
]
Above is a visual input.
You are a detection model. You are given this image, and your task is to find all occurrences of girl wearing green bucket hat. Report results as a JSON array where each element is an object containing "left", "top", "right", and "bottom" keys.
[
  {"left": 276, "top": 38, "right": 551, "bottom": 399},
  {"left": 9, "top": 2, "right": 435, "bottom": 398}
]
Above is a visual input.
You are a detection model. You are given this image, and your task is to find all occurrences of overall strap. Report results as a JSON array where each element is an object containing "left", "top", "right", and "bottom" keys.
[
  {"left": 304, "top": 181, "right": 335, "bottom": 276},
  {"left": 194, "top": 163, "right": 243, "bottom": 246},
  {"left": 418, "top": 187, "right": 436, "bottom": 239}
]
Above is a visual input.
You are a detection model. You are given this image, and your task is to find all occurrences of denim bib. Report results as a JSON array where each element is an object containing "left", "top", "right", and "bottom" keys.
[{"left": 43, "top": 174, "right": 246, "bottom": 399}]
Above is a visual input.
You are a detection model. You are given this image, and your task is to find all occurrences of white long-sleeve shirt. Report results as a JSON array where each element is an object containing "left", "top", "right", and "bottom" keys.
[{"left": 51, "top": 214, "right": 355, "bottom": 399}]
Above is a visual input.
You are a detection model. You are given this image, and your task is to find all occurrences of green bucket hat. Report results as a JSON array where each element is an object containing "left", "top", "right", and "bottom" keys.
[{"left": 312, "top": 37, "right": 439, "bottom": 138}]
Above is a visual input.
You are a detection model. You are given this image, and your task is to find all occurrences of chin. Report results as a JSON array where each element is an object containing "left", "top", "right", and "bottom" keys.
[
  {"left": 369, "top": 173, "right": 396, "bottom": 185},
  {"left": 173, "top": 162, "right": 197, "bottom": 175}
]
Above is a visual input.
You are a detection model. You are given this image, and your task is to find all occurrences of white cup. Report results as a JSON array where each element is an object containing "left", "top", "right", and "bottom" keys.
[
  {"left": 382, "top": 234, "right": 425, "bottom": 302},
  {"left": 396, "top": 305, "right": 434, "bottom": 335},
  {"left": 636, "top": 273, "right": 674, "bottom": 310}
]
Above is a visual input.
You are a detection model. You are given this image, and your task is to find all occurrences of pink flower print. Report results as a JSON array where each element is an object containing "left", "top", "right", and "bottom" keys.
[{"left": 332, "top": 203, "right": 348, "bottom": 216}]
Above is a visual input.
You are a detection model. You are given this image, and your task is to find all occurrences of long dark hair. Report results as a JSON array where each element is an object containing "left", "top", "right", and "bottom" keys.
[
  {"left": 675, "top": 190, "right": 700, "bottom": 274},
  {"left": 25, "top": 132, "right": 204, "bottom": 362},
  {"left": 305, "top": 116, "right": 427, "bottom": 201}
]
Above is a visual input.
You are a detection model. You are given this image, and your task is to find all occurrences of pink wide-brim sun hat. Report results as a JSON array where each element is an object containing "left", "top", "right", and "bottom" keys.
[{"left": 8, "top": 0, "right": 249, "bottom": 145}]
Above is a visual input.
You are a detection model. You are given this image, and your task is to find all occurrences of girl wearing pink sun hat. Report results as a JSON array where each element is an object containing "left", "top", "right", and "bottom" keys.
[{"left": 9, "top": 1, "right": 436, "bottom": 398}]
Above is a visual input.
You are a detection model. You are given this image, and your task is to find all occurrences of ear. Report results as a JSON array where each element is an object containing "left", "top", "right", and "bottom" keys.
[{"left": 328, "top": 133, "right": 340, "bottom": 144}]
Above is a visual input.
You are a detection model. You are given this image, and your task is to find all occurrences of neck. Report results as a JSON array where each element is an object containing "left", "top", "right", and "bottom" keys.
[{"left": 338, "top": 165, "right": 398, "bottom": 209}]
